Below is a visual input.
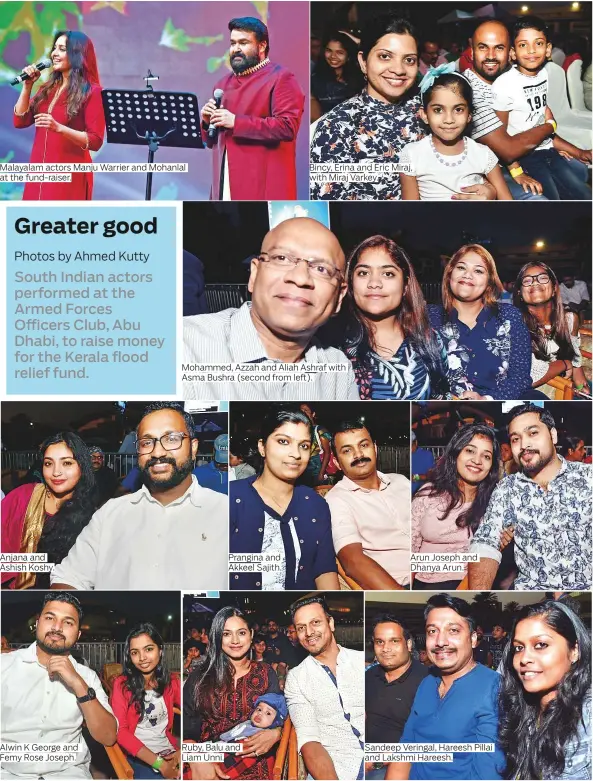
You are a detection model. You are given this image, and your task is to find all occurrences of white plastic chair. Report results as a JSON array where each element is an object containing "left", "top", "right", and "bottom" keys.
[
  {"left": 310, "top": 117, "right": 320, "bottom": 142},
  {"left": 545, "top": 62, "right": 592, "bottom": 149},
  {"left": 566, "top": 59, "right": 591, "bottom": 115}
]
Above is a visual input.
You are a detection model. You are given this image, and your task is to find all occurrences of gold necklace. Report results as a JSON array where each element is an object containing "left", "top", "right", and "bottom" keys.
[
  {"left": 255, "top": 481, "right": 289, "bottom": 512},
  {"left": 48, "top": 83, "right": 66, "bottom": 114},
  {"left": 45, "top": 490, "right": 61, "bottom": 514}
]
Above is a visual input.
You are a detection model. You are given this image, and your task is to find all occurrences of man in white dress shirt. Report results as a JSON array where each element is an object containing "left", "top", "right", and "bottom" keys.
[
  {"left": 284, "top": 595, "right": 364, "bottom": 780},
  {"left": 325, "top": 419, "right": 410, "bottom": 590},
  {"left": 1, "top": 592, "right": 117, "bottom": 779},
  {"left": 51, "top": 403, "right": 227, "bottom": 590},
  {"left": 182, "top": 217, "right": 359, "bottom": 401}
]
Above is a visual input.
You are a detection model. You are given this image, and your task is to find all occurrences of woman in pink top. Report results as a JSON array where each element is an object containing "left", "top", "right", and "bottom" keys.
[{"left": 411, "top": 423, "right": 500, "bottom": 589}]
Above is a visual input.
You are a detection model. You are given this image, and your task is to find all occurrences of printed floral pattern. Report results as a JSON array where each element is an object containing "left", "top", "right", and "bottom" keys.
[
  {"left": 429, "top": 304, "right": 533, "bottom": 399},
  {"left": 310, "top": 91, "right": 425, "bottom": 200},
  {"left": 471, "top": 458, "right": 592, "bottom": 589}
]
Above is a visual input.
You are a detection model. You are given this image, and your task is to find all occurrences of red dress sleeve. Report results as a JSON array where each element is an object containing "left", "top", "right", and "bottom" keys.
[
  {"left": 110, "top": 676, "right": 145, "bottom": 757},
  {"left": 13, "top": 107, "right": 35, "bottom": 129},
  {"left": 233, "top": 70, "right": 304, "bottom": 143},
  {"left": 83, "top": 85, "right": 106, "bottom": 152},
  {"left": 1, "top": 483, "right": 36, "bottom": 585}
]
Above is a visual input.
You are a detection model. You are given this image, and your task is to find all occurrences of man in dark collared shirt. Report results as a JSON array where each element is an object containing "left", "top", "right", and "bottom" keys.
[{"left": 366, "top": 614, "right": 429, "bottom": 780}]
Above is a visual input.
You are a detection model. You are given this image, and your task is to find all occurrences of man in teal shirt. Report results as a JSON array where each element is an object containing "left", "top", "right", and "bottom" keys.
[{"left": 388, "top": 594, "right": 504, "bottom": 780}]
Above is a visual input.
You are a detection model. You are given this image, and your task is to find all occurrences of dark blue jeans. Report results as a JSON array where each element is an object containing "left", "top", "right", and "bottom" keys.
[
  {"left": 520, "top": 148, "right": 591, "bottom": 200},
  {"left": 127, "top": 755, "right": 159, "bottom": 779}
]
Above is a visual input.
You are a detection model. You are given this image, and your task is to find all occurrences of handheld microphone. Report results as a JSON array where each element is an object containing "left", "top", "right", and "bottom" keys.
[
  {"left": 207, "top": 88, "right": 224, "bottom": 141},
  {"left": 10, "top": 58, "right": 52, "bottom": 86}
]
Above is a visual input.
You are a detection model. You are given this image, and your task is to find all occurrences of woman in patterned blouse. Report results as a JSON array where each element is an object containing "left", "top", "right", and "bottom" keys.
[
  {"left": 512, "top": 261, "right": 590, "bottom": 395},
  {"left": 342, "top": 235, "right": 450, "bottom": 399},
  {"left": 310, "top": 16, "right": 424, "bottom": 200},
  {"left": 429, "top": 244, "right": 536, "bottom": 400},
  {"left": 184, "top": 606, "right": 282, "bottom": 780},
  {"left": 499, "top": 599, "right": 591, "bottom": 781}
]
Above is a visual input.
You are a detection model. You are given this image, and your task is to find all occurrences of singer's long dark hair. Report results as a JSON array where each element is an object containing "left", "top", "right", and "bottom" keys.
[
  {"left": 499, "top": 600, "right": 591, "bottom": 780},
  {"left": 32, "top": 30, "right": 101, "bottom": 119},
  {"left": 123, "top": 623, "right": 171, "bottom": 719},
  {"left": 414, "top": 423, "right": 500, "bottom": 534}
]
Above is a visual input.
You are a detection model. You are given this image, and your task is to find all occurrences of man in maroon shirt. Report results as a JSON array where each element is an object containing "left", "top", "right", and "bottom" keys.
[{"left": 201, "top": 16, "right": 304, "bottom": 201}]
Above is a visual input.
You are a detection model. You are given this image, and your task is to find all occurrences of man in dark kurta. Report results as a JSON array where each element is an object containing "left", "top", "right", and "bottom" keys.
[{"left": 201, "top": 16, "right": 304, "bottom": 200}]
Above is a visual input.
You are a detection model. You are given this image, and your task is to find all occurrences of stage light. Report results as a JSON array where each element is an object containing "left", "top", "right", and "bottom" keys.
[
  {"left": 572, "top": 2, "right": 580, "bottom": 9},
  {"left": 521, "top": 4, "right": 529, "bottom": 10},
  {"left": 535, "top": 240, "right": 545, "bottom": 248}
]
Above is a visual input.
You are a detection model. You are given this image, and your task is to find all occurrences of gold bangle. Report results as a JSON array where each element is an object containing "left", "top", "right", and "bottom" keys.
[
  {"left": 509, "top": 166, "right": 524, "bottom": 178},
  {"left": 81, "top": 132, "right": 89, "bottom": 150},
  {"left": 546, "top": 118, "right": 557, "bottom": 133},
  {"left": 13, "top": 106, "right": 30, "bottom": 118}
]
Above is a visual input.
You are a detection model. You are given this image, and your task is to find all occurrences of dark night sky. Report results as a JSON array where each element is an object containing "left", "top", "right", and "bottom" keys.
[
  {"left": 183, "top": 202, "right": 591, "bottom": 283},
  {"left": 183, "top": 591, "right": 364, "bottom": 625},
  {"left": 412, "top": 401, "right": 592, "bottom": 445},
  {"left": 1, "top": 591, "right": 181, "bottom": 640}
]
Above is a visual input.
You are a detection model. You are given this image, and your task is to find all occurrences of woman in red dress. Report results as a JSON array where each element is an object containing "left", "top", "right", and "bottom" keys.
[
  {"left": 183, "top": 606, "right": 282, "bottom": 780},
  {"left": 13, "top": 30, "right": 105, "bottom": 200}
]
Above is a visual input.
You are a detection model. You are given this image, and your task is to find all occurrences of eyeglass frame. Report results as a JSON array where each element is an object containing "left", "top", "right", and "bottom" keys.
[
  {"left": 521, "top": 273, "right": 552, "bottom": 287},
  {"left": 257, "top": 251, "right": 344, "bottom": 282},
  {"left": 134, "top": 431, "right": 193, "bottom": 454}
]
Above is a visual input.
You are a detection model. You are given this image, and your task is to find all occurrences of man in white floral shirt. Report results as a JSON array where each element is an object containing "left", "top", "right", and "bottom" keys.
[{"left": 468, "top": 403, "right": 592, "bottom": 590}]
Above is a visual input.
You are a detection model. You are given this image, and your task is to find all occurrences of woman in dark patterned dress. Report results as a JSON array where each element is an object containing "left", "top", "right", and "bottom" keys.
[
  {"left": 343, "top": 235, "right": 450, "bottom": 399},
  {"left": 183, "top": 607, "right": 281, "bottom": 780},
  {"left": 428, "top": 244, "right": 536, "bottom": 400},
  {"left": 310, "top": 16, "right": 424, "bottom": 200}
]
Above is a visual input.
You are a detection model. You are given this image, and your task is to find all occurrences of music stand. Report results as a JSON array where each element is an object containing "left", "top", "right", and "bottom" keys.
[{"left": 101, "top": 88, "right": 204, "bottom": 200}]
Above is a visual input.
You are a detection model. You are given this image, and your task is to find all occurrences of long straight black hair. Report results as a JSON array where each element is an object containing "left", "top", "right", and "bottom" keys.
[
  {"left": 123, "top": 623, "right": 170, "bottom": 718},
  {"left": 37, "top": 431, "right": 97, "bottom": 564},
  {"left": 499, "top": 600, "right": 591, "bottom": 780},
  {"left": 192, "top": 606, "right": 251, "bottom": 718},
  {"left": 414, "top": 423, "right": 500, "bottom": 534},
  {"left": 513, "top": 261, "right": 576, "bottom": 363},
  {"left": 344, "top": 235, "right": 448, "bottom": 395}
]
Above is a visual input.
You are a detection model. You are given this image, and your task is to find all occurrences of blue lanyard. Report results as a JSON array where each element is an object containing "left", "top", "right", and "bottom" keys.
[{"left": 320, "top": 663, "right": 364, "bottom": 780}]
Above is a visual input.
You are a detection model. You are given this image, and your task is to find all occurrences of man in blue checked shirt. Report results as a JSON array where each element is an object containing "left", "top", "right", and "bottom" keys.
[{"left": 387, "top": 594, "right": 505, "bottom": 781}]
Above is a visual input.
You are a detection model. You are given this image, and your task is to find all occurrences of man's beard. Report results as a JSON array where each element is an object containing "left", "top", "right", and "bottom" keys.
[
  {"left": 36, "top": 632, "right": 75, "bottom": 656},
  {"left": 519, "top": 448, "right": 554, "bottom": 477},
  {"left": 231, "top": 52, "right": 260, "bottom": 74},
  {"left": 139, "top": 455, "right": 194, "bottom": 491},
  {"left": 474, "top": 61, "right": 503, "bottom": 83}
]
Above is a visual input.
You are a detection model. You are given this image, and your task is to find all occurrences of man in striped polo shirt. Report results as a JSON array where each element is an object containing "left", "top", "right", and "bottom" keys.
[{"left": 463, "top": 19, "right": 556, "bottom": 200}]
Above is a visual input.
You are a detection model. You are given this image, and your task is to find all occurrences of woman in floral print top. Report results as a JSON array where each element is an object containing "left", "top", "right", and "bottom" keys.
[
  {"left": 428, "top": 244, "right": 535, "bottom": 400},
  {"left": 310, "top": 16, "right": 424, "bottom": 200},
  {"left": 342, "top": 234, "right": 452, "bottom": 399}
]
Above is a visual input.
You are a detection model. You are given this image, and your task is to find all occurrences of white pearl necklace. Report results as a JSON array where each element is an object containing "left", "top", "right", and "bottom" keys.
[{"left": 430, "top": 135, "right": 468, "bottom": 168}]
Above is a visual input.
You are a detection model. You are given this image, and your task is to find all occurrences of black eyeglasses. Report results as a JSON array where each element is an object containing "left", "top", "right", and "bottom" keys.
[
  {"left": 135, "top": 432, "right": 191, "bottom": 454},
  {"left": 521, "top": 273, "right": 551, "bottom": 287}
]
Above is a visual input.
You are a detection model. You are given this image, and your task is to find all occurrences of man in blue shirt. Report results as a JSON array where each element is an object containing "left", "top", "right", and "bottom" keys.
[
  {"left": 387, "top": 594, "right": 504, "bottom": 780},
  {"left": 411, "top": 433, "right": 435, "bottom": 495},
  {"left": 192, "top": 434, "right": 229, "bottom": 495}
]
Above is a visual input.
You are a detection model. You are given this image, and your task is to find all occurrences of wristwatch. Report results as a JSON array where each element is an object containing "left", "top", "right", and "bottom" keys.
[{"left": 76, "top": 687, "right": 97, "bottom": 704}]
